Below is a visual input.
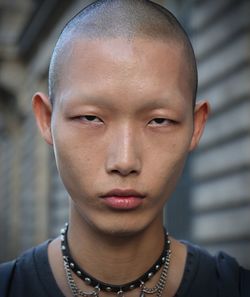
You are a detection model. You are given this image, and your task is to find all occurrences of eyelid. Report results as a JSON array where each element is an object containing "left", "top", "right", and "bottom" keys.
[
  {"left": 85, "top": 115, "right": 102, "bottom": 121},
  {"left": 148, "top": 117, "right": 175, "bottom": 126},
  {"left": 74, "top": 115, "right": 103, "bottom": 123}
]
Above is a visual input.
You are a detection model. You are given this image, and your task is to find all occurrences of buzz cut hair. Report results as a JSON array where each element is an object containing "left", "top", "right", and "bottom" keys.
[{"left": 48, "top": 0, "right": 198, "bottom": 107}]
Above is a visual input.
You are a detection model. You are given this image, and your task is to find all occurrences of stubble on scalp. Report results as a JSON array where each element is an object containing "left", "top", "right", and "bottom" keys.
[{"left": 48, "top": 0, "right": 197, "bottom": 107}]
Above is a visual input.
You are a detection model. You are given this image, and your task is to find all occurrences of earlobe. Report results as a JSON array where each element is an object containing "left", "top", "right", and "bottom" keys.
[
  {"left": 32, "top": 92, "right": 53, "bottom": 145},
  {"left": 189, "top": 100, "right": 210, "bottom": 151}
]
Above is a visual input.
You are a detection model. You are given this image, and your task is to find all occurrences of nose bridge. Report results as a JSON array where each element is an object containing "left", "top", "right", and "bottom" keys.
[{"left": 106, "top": 122, "right": 141, "bottom": 175}]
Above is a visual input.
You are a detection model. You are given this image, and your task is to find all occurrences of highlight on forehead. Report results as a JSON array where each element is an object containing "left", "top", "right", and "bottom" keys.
[{"left": 48, "top": 0, "right": 197, "bottom": 105}]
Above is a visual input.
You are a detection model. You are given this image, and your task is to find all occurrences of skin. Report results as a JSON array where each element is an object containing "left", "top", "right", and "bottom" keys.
[{"left": 33, "top": 37, "right": 209, "bottom": 296}]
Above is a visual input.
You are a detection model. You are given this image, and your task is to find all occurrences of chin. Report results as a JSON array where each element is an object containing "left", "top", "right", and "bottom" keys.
[
  {"left": 100, "top": 225, "right": 144, "bottom": 237},
  {"left": 72, "top": 201, "right": 163, "bottom": 238},
  {"left": 87, "top": 211, "right": 159, "bottom": 238}
]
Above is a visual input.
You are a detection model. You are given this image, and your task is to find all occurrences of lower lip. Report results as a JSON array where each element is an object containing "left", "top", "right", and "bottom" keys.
[{"left": 102, "top": 196, "right": 143, "bottom": 210}]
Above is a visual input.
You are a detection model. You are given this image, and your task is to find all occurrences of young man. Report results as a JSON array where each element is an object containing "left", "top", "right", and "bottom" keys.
[{"left": 0, "top": 0, "right": 249, "bottom": 296}]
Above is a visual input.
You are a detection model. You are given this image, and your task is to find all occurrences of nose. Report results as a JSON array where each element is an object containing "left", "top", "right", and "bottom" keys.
[{"left": 106, "top": 125, "right": 141, "bottom": 176}]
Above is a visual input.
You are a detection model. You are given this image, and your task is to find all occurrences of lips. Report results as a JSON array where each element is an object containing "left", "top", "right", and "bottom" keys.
[{"left": 100, "top": 189, "right": 145, "bottom": 210}]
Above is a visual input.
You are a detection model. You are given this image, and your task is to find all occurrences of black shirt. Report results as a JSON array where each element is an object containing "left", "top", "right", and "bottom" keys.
[{"left": 1, "top": 240, "right": 249, "bottom": 297}]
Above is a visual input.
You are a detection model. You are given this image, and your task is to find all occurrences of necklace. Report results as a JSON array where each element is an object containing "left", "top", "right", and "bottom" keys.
[{"left": 61, "top": 223, "right": 171, "bottom": 297}]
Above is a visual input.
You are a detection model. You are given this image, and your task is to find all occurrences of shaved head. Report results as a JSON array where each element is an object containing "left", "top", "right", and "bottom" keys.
[{"left": 48, "top": 0, "right": 197, "bottom": 106}]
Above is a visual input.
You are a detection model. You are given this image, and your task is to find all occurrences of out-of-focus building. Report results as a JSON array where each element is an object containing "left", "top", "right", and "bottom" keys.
[{"left": 0, "top": 0, "right": 249, "bottom": 268}]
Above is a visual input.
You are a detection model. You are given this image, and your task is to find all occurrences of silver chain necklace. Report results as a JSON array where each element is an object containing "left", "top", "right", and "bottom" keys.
[{"left": 63, "top": 242, "right": 171, "bottom": 297}]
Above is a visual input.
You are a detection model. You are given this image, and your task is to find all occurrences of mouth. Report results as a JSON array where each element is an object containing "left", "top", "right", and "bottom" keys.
[{"left": 100, "top": 189, "right": 146, "bottom": 210}]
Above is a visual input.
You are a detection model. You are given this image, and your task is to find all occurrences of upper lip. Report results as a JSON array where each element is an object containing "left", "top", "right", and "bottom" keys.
[{"left": 100, "top": 189, "right": 146, "bottom": 198}]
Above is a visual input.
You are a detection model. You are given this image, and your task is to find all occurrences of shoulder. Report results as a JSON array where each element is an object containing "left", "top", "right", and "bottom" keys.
[
  {"left": 7, "top": 240, "right": 50, "bottom": 274},
  {"left": 214, "top": 250, "right": 250, "bottom": 297},
  {"left": 0, "top": 240, "right": 52, "bottom": 297},
  {"left": 181, "top": 242, "right": 250, "bottom": 297},
  {"left": 0, "top": 259, "right": 17, "bottom": 296}
]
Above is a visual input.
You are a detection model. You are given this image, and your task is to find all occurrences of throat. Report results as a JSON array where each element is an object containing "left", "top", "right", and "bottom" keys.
[{"left": 60, "top": 223, "right": 171, "bottom": 296}]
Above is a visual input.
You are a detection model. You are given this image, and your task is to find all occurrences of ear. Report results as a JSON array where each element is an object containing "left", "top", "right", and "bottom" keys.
[
  {"left": 32, "top": 92, "right": 53, "bottom": 145},
  {"left": 189, "top": 100, "right": 210, "bottom": 151}
]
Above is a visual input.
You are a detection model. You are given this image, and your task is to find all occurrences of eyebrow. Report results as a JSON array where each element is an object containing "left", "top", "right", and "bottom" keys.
[
  {"left": 136, "top": 98, "right": 181, "bottom": 111},
  {"left": 60, "top": 90, "right": 184, "bottom": 113},
  {"left": 60, "top": 92, "right": 117, "bottom": 110}
]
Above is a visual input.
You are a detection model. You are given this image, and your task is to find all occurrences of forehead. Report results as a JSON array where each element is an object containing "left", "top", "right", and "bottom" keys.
[{"left": 56, "top": 37, "right": 192, "bottom": 110}]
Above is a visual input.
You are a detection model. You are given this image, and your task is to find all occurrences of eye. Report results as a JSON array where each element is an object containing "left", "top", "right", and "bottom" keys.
[
  {"left": 75, "top": 115, "right": 103, "bottom": 123},
  {"left": 148, "top": 118, "right": 174, "bottom": 126},
  {"left": 83, "top": 115, "right": 102, "bottom": 122}
]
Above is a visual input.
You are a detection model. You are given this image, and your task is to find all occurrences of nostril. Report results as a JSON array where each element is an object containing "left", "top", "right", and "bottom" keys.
[{"left": 110, "top": 168, "right": 139, "bottom": 177}]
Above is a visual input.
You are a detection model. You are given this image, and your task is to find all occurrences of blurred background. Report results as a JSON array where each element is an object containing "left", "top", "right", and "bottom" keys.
[{"left": 0, "top": 0, "right": 249, "bottom": 267}]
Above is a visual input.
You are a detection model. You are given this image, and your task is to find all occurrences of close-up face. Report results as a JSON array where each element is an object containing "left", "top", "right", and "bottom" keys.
[{"left": 47, "top": 37, "right": 203, "bottom": 236}]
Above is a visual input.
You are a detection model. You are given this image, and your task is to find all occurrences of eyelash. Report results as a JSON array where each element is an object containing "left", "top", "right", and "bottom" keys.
[
  {"left": 73, "top": 116, "right": 175, "bottom": 127},
  {"left": 148, "top": 118, "right": 175, "bottom": 126},
  {"left": 74, "top": 115, "right": 103, "bottom": 123}
]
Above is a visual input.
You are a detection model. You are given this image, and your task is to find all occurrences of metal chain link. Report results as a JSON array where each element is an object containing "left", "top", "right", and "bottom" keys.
[
  {"left": 141, "top": 249, "right": 171, "bottom": 297},
  {"left": 63, "top": 240, "right": 171, "bottom": 297},
  {"left": 64, "top": 258, "right": 100, "bottom": 297}
]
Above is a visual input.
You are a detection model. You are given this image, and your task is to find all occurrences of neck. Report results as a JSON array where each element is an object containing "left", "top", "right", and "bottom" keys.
[{"left": 67, "top": 206, "right": 165, "bottom": 285}]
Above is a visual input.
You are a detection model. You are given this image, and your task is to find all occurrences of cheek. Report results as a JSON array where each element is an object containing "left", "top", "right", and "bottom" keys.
[
  {"left": 52, "top": 119, "right": 98, "bottom": 167},
  {"left": 152, "top": 152, "right": 187, "bottom": 189},
  {"left": 51, "top": 128, "right": 98, "bottom": 195},
  {"left": 145, "top": 131, "right": 192, "bottom": 194}
]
